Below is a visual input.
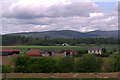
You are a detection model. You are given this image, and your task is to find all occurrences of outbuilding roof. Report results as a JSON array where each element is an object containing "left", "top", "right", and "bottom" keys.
[
  {"left": 88, "top": 47, "right": 102, "bottom": 50},
  {"left": 60, "top": 49, "right": 78, "bottom": 54},
  {"left": 44, "top": 49, "right": 60, "bottom": 53},
  {"left": 0, "top": 48, "right": 20, "bottom": 52},
  {"left": 25, "top": 49, "right": 42, "bottom": 57},
  {"left": 25, "top": 49, "right": 42, "bottom": 54}
]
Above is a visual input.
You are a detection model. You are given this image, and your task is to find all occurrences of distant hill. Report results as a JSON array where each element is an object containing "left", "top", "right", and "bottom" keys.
[
  {"left": 87, "top": 30, "right": 118, "bottom": 38},
  {"left": 5, "top": 30, "right": 118, "bottom": 38}
]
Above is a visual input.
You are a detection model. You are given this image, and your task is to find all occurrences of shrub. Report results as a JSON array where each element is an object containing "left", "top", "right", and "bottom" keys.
[
  {"left": 2, "top": 65, "right": 12, "bottom": 73},
  {"left": 103, "top": 54, "right": 120, "bottom": 72},
  {"left": 75, "top": 54, "right": 103, "bottom": 73},
  {"left": 14, "top": 55, "right": 31, "bottom": 73},
  {"left": 58, "top": 56, "right": 74, "bottom": 73},
  {"left": 27, "top": 58, "right": 59, "bottom": 73}
]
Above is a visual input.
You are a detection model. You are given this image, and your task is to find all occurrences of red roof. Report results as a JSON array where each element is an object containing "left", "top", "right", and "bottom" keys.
[
  {"left": 60, "top": 49, "right": 78, "bottom": 54},
  {"left": 32, "top": 49, "right": 41, "bottom": 52},
  {"left": 0, "top": 49, "right": 20, "bottom": 52},
  {"left": 26, "top": 53, "right": 41, "bottom": 55},
  {"left": 25, "top": 49, "right": 42, "bottom": 56}
]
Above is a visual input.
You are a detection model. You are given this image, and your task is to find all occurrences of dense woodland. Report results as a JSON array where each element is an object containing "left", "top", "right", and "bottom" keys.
[{"left": 2, "top": 35, "right": 118, "bottom": 46}]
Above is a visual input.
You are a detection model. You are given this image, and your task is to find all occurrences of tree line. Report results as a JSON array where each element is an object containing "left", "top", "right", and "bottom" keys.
[
  {"left": 2, "top": 35, "right": 118, "bottom": 46},
  {"left": 2, "top": 54, "right": 120, "bottom": 73}
]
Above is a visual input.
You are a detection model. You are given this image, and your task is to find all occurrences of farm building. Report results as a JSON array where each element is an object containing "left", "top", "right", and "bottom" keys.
[
  {"left": 60, "top": 49, "right": 78, "bottom": 56},
  {"left": 0, "top": 48, "right": 20, "bottom": 56},
  {"left": 61, "top": 43, "right": 70, "bottom": 46},
  {"left": 88, "top": 47, "right": 102, "bottom": 55},
  {"left": 25, "top": 48, "right": 43, "bottom": 57},
  {"left": 44, "top": 49, "right": 60, "bottom": 56},
  {"left": 41, "top": 53, "right": 49, "bottom": 57}
]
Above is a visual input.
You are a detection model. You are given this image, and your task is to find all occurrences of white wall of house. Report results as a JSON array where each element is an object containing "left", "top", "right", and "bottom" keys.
[
  {"left": 64, "top": 52, "right": 66, "bottom": 56},
  {"left": 70, "top": 52, "right": 72, "bottom": 55},
  {"left": 88, "top": 50, "right": 102, "bottom": 55},
  {"left": 52, "top": 52, "right": 54, "bottom": 56},
  {"left": 42, "top": 54, "right": 49, "bottom": 57}
]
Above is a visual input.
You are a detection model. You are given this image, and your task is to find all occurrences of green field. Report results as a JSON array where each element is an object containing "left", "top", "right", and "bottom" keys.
[{"left": 5, "top": 44, "right": 118, "bottom": 54}]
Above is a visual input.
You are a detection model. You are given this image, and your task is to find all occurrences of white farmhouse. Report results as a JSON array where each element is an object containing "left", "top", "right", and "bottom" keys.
[
  {"left": 88, "top": 47, "right": 102, "bottom": 55},
  {"left": 61, "top": 43, "right": 70, "bottom": 46}
]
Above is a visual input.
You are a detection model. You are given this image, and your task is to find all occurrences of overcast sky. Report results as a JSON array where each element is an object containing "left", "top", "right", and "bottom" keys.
[{"left": 0, "top": 0, "right": 119, "bottom": 34}]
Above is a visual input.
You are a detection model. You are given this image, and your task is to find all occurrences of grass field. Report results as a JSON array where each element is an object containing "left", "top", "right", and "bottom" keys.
[{"left": 3, "top": 44, "right": 118, "bottom": 54}]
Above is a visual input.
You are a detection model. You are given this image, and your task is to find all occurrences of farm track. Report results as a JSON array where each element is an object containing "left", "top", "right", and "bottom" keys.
[{"left": 2, "top": 72, "right": 119, "bottom": 78}]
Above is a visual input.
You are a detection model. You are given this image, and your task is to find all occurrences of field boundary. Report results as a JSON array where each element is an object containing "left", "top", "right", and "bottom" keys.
[{"left": 2, "top": 73, "right": 119, "bottom": 78}]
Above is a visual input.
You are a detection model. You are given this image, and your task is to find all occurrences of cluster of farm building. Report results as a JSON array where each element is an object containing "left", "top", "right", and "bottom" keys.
[{"left": 0, "top": 47, "right": 102, "bottom": 57}]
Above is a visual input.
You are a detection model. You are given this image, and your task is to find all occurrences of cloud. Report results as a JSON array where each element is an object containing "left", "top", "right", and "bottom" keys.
[
  {"left": 1, "top": 0, "right": 118, "bottom": 34},
  {"left": 90, "top": 13, "right": 104, "bottom": 17},
  {"left": 3, "top": 0, "right": 101, "bottom": 19},
  {"left": 71, "top": 0, "right": 119, "bottom": 2}
]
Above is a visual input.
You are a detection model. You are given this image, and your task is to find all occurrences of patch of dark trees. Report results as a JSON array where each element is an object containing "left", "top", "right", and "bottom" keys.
[{"left": 2, "top": 35, "right": 118, "bottom": 46}]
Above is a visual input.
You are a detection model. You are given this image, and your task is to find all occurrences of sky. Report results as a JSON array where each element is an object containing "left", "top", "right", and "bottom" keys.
[{"left": 0, "top": 0, "right": 119, "bottom": 34}]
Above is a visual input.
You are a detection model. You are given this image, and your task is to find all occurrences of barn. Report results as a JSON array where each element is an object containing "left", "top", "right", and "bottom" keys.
[
  {"left": 44, "top": 49, "right": 60, "bottom": 56},
  {"left": 61, "top": 43, "right": 70, "bottom": 46},
  {"left": 0, "top": 48, "right": 20, "bottom": 56},
  {"left": 25, "top": 48, "right": 42, "bottom": 57},
  {"left": 60, "top": 49, "right": 78, "bottom": 56}
]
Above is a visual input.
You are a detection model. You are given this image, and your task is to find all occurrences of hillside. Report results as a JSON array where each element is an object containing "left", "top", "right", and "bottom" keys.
[
  {"left": 5, "top": 30, "right": 118, "bottom": 38},
  {"left": 87, "top": 30, "right": 118, "bottom": 38}
]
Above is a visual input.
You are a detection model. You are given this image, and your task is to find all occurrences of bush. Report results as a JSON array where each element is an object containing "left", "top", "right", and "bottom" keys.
[
  {"left": 75, "top": 54, "right": 103, "bottom": 73},
  {"left": 102, "top": 48, "right": 107, "bottom": 53},
  {"left": 103, "top": 58, "right": 115, "bottom": 72},
  {"left": 76, "top": 50, "right": 88, "bottom": 57},
  {"left": 2, "top": 65, "right": 12, "bottom": 73},
  {"left": 95, "top": 53, "right": 110, "bottom": 57},
  {"left": 13, "top": 54, "right": 120, "bottom": 73},
  {"left": 58, "top": 56, "right": 74, "bottom": 73},
  {"left": 28, "top": 58, "right": 59, "bottom": 73},
  {"left": 14, "top": 55, "right": 31, "bottom": 73},
  {"left": 103, "top": 54, "right": 120, "bottom": 72},
  {"left": 14, "top": 56, "right": 60, "bottom": 73}
]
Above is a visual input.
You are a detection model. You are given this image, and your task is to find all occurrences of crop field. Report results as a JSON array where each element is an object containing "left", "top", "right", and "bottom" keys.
[{"left": 2, "top": 44, "right": 118, "bottom": 54}]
